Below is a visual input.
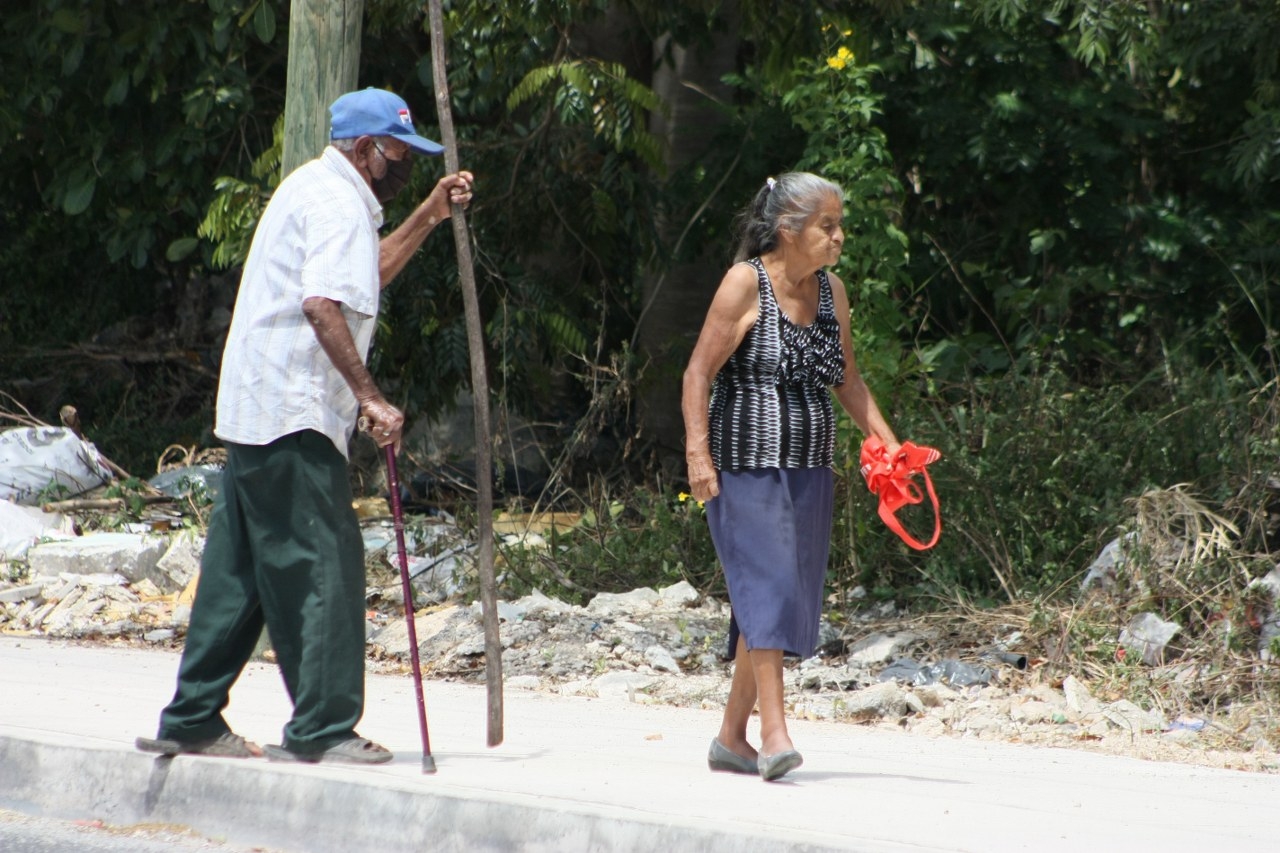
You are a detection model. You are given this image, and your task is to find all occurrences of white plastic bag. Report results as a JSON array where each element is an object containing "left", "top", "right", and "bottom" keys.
[
  {"left": 0, "top": 426, "right": 112, "bottom": 505},
  {"left": 0, "top": 500, "right": 72, "bottom": 559}
]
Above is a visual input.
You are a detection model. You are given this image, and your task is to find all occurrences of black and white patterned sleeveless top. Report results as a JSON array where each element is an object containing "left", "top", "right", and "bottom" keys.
[{"left": 709, "top": 258, "right": 846, "bottom": 471}]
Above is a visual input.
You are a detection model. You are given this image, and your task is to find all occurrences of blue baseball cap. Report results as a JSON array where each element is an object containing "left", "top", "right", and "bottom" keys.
[{"left": 329, "top": 88, "right": 444, "bottom": 156}]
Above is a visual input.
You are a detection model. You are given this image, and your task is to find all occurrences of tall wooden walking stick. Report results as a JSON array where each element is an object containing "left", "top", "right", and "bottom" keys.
[{"left": 426, "top": 0, "right": 503, "bottom": 747}]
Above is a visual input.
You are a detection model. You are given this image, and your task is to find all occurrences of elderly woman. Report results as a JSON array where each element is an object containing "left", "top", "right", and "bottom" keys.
[{"left": 682, "top": 172, "right": 900, "bottom": 781}]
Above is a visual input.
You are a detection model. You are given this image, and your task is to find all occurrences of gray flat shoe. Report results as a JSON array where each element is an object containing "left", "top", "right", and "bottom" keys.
[
  {"left": 708, "top": 738, "right": 757, "bottom": 774},
  {"left": 758, "top": 749, "right": 803, "bottom": 782}
]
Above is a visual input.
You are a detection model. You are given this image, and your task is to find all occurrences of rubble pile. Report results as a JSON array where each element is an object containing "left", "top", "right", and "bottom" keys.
[{"left": 1, "top": 532, "right": 200, "bottom": 640}]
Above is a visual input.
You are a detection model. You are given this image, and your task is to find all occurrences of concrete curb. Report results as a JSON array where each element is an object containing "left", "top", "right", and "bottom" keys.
[{"left": 0, "top": 734, "right": 860, "bottom": 853}]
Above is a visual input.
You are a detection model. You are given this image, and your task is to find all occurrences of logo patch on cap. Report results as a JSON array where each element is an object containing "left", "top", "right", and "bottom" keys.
[{"left": 398, "top": 108, "right": 412, "bottom": 127}]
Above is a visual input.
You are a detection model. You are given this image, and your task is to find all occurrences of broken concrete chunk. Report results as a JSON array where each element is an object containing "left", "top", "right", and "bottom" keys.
[
  {"left": 847, "top": 632, "right": 917, "bottom": 666},
  {"left": 644, "top": 645, "right": 681, "bottom": 673},
  {"left": 587, "top": 588, "right": 660, "bottom": 615},
  {"left": 657, "top": 581, "right": 699, "bottom": 607},
  {"left": 0, "top": 584, "right": 43, "bottom": 604},
  {"left": 1061, "top": 675, "right": 1098, "bottom": 715},
  {"left": 513, "top": 588, "right": 577, "bottom": 619},
  {"left": 591, "top": 670, "right": 656, "bottom": 700},
  {"left": 1102, "top": 699, "right": 1165, "bottom": 734},
  {"left": 844, "top": 682, "right": 909, "bottom": 721},
  {"left": 152, "top": 533, "right": 204, "bottom": 593},
  {"left": 29, "top": 534, "right": 167, "bottom": 583}
]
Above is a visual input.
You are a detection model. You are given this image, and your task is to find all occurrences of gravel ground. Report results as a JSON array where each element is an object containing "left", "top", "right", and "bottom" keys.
[{"left": 356, "top": 572, "right": 1280, "bottom": 776}]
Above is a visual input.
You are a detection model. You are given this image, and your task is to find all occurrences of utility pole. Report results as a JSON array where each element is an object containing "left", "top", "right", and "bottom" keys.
[
  {"left": 281, "top": 0, "right": 365, "bottom": 176},
  {"left": 251, "top": 0, "right": 363, "bottom": 663}
]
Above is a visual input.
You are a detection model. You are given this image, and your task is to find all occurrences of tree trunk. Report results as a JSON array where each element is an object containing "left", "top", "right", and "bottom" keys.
[
  {"left": 282, "top": 0, "right": 365, "bottom": 177},
  {"left": 570, "top": 3, "right": 651, "bottom": 82},
  {"left": 637, "top": 2, "right": 742, "bottom": 461}
]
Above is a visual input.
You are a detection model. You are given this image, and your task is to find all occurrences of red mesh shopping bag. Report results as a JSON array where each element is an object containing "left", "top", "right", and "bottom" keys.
[{"left": 859, "top": 436, "right": 942, "bottom": 551}]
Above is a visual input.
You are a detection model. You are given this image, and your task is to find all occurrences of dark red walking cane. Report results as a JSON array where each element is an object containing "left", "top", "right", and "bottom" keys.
[{"left": 383, "top": 443, "right": 436, "bottom": 773}]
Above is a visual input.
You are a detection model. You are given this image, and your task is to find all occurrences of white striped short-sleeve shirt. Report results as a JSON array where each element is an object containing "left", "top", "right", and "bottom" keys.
[{"left": 215, "top": 146, "right": 383, "bottom": 459}]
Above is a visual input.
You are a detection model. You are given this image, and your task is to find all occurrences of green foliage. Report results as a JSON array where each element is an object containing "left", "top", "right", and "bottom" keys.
[
  {"left": 100, "top": 476, "right": 150, "bottom": 520},
  {"left": 0, "top": 0, "right": 286, "bottom": 345},
  {"left": 872, "top": 1, "right": 1280, "bottom": 383},
  {"left": 199, "top": 115, "right": 284, "bottom": 269},
  {"left": 837, "top": 352, "right": 1270, "bottom": 601},
  {"left": 507, "top": 58, "right": 665, "bottom": 170},
  {"left": 356, "top": 1, "right": 674, "bottom": 426},
  {"left": 778, "top": 32, "right": 915, "bottom": 384},
  {"left": 490, "top": 485, "right": 722, "bottom": 606},
  {"left": 34, "top": 480, "right": 73, "bottom": 507}
]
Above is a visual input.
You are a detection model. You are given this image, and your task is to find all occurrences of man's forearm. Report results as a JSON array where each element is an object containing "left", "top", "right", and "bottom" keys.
[
  {"left": 379, "top": 200, "right": 444, "bottom": 286},
  {"left": 302, "top": 296, "right": 380, "bottom": 405}
]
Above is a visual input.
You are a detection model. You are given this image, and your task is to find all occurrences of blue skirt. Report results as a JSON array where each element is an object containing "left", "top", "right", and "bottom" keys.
[{"left": 706, "top": 467, "right": 834, "bottom": 660}]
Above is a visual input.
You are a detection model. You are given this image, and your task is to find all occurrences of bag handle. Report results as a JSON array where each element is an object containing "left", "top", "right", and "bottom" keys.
[{"left": 859, "top": 437, "right": 942, "bottom": 551}]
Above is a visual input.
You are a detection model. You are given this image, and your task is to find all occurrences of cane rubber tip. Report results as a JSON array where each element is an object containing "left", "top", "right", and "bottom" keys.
[{"left": 422, "top": 754, "right": 437, "bottom": 774}]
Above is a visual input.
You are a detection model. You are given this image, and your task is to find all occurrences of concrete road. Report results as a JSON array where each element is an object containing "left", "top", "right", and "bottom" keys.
[{"left": 0, "top": 637, "right": 1276, "bottom": 852}]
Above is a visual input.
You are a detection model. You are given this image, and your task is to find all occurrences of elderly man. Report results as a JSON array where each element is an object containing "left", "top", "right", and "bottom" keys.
[{"left": 138, "top": 88, "right": 472, "bottom": 764}]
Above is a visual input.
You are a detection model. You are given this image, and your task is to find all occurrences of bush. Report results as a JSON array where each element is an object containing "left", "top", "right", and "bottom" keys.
[
  {"left": 834, "top": 352, "right": 1273, "bottom": 606},
  {"left": 487, "top": 482, "right": 722, "bottom": 607}
]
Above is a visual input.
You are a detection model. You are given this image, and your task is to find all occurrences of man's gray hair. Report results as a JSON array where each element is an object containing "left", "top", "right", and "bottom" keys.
[{"left": 331, "top": 135, "right": 396, "bottom": 154}]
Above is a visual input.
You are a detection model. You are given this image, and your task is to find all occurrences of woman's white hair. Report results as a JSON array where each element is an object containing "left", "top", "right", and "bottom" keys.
[{"left": 733, "top": 172, "right": 844, "bottom": 263}]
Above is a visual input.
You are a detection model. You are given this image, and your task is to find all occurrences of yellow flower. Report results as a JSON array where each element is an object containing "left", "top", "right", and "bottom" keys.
[
  {"left": 678, "top": 491, "right": 691, "bottom": 502},
  {"left": 827, "top": 46, "right": 854, "bottom": 70}
]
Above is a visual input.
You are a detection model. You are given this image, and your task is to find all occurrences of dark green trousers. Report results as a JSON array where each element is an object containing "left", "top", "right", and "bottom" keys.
[{"left": 157, "top": 430, "right": 366, "bottom": 754}]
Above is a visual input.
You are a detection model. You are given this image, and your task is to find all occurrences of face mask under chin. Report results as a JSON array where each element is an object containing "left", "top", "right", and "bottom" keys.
[{"left": 372, "top": 155, "right": 413, "bottom": 203}]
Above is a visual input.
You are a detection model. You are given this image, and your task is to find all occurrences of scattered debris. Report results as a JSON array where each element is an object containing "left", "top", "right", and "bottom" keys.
[
  {"left": 149, "top": 464, "right": 224, "bottom": 504},
  {"left": 877, "top": 657, "right": 996, "bottom": 687},
  {"left": 1081, "top": 532, "right": 1140, "bottom": 591},
  {"left": 1119, "top": 612, "right": 1181, "bottom": 666},
  {"left": 0, "top": 501, "right": 74, "bottom": 560}
]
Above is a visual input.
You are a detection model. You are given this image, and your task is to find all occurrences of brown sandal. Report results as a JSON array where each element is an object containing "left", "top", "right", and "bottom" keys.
[
  {"left": 136, "top": 731, "right": 263, "bottom": 758},
  {"left": 264, "top": 736, "right": 393, "bottom": 765}
]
